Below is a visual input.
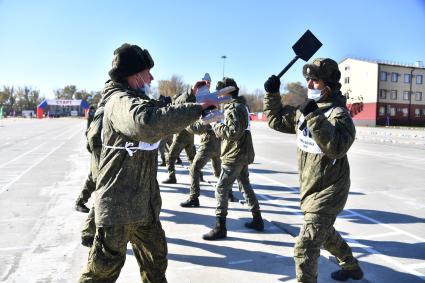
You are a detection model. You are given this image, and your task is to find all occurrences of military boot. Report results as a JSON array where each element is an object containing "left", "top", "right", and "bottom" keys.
[
  {"left": 81, "top": 236, "right": 94, "bottom": 248},
  {"left": 200, "top": 171, "right": 205, "bottom": 182},
  {"left": 75, "top": 201, "right": 90, "bottom": 213},
  {"left": 162, "top": 175, "right": 177, "bottom": 184},
  {"left": 331, "top": 267, "right": 364, "bottom": 281},
  {"left": 176, "top": 157, "right": 183, "bottom": 165},
  {"left": 203, "top": 217, "right": 227, "bottom": 240},
  {"left": 180, "top": 197, "right": 200, "bottom": 208},
  {"left": 245, "top": 212, "right": 264, "bottom": 231}
]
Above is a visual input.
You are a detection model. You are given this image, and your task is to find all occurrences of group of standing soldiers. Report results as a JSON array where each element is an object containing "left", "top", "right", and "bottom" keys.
[{"left": 74, "top": 42, "right": 364, "bottom": 283}]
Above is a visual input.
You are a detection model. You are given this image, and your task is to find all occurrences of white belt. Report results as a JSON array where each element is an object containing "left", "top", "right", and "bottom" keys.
[{"left": 103, "top": 141, "right": 160, "bottom": 157}]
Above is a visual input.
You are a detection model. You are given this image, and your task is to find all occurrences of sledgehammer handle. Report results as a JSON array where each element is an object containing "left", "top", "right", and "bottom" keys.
[{"left": 277, "top": 55, "right": 300, "bottom": 79}]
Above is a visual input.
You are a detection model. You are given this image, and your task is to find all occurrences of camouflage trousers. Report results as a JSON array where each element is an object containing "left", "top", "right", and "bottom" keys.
[
  {"left": 294, "top": 213, "right": 359, "bottom": 283},
  {"left": 79, "top": 221, "right": 168, "bottom": 283},
  {"left": 159, "top": 135, "right": 173, "bottom": 164},
  {"left": 189, "top": 147, "right": 221, "bottom": 199},
  {"left": 166, "top": 140, "right": 196, "bottom": 178},
  {"left": 81, "top": 207, "right": 96, "bottom": 241},
  {"left": 76, "top": 172, "right": 96, "bottom": 205},
  {"left": 215, "top": 164, "right": 260, "bottom": 217}
]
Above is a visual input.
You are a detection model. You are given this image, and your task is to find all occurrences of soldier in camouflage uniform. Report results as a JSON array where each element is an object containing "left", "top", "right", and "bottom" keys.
[
  {"left": 263, "top": 58, "right": 364, "bottom": 283},
  {"left": 203, "top": 77, "right": 264, "bottom": 241},
  {"left": 79, "top": 81, "right": 120, "bottom": 247},
  {"left": 180, "top": 118, "right": 222, "bottom": 207},
  {"left": 162, "top": 90, "right": 197, "bottom": 184},
  {"left": 74, "top": 105, "right": 97, "bottom": 213},
  {"left": 79, "top": 43, "right": 215, "bottom": 283}
]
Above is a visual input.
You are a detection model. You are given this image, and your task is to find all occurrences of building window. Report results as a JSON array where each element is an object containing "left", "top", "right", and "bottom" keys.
[
  {"left": 415, "top": 92, "right": 422, "bottom": 101},
  {"left": 390, "top": 107, "right": 396, "bottom": 116},
  {"left": 403, "top": 91, "right": 410, "bottom": 100},
  {"left": 391, "top": 72, "right": 398, "bottom": 82},
  {"left": 380, "top": 71, "right": 387, "bottom": 81},
  {"left": 345, "top": 66, "right": 350, "bottom": 71},
  {"left": 404, "top": 73, "right": 411, "bottom": 83},
  {"left": 422, "top": 109, "right": 425, "bottom": 116},
  {"left": 390, "top": 90, "right": 397, "bottom": 100},
  {"left": 379, "top": 89, "right": 387, "bottom": 99},
  {"left": 417, "top": 75, "right": 423, "bottom": 84},
  {"left": 344, "top": 77, "right": 350, "bottom": 84},
  {"left": 415, "top": 109, "right": 420, "bottom": 117},
  {"left": 379, "top": 106, "right": 385, "bottom": 116},
  {"left": 402, "top": 108, "right": 408, "bottom": 117}
]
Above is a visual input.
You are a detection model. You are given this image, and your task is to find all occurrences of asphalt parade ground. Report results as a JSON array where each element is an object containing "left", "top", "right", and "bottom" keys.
[{"left": 0, "top": 118, "right": 424, "bottom": 283}]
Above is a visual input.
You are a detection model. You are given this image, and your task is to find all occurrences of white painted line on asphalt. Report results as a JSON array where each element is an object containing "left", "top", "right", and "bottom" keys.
[
  {"left": 0, "top": 128, "right": 81, "bottom": 195},
  {"left": 228, "top": 259, "right": 253, "bottom": 265},
  {"left": 53, "top": 125, "right": 83, "bottom": 140},
  {"left": 0, "top": 217, "right": 38, "bottom": 223},
  {"left": 405, "top": 262, "right": 425, "bottom": 270},
  {"left": 0, "top": 142, "right": 47, "bottom": 169},
  {"left": 0, "top": 141, "right": 66, "bottom": 194},
  {"left": 176, "top": 265, "right": 203, "bottom": 271},
  {"left": 355, "top": 231, "right": 402, "bottom": 240},
  {"left": 250, "top": 171, "right": 425, "bottom": 282},
  {"left": 344, "top": 237, "right": 425, "bottom": 281},
  {"left": 0, "top": 246, "right": 32, "bottom": 251},
  {"left": 344, "top": 209, "right": 425, "bottom": 243}
]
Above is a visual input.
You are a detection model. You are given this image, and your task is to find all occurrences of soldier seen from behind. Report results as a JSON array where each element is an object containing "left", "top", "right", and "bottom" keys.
[
  {"left": 263, "top": 58, "right": 364, "bottom": 283},
  {"left": 162, "top": 82, "right": 198, "bottom": 184},
  {"left": 180, "top": 73, "right": 222, "bottom": 207},
  {"left": 79, "top": 43, "right": 217, "bottom": 283},
  {"left": 74, "top": 104, "right": 97, "bottom": 213}
]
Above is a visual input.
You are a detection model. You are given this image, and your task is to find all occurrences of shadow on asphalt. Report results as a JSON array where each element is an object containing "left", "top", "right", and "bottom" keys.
[
  {"left": 343, "top": 209, "right": 425, "bottom": 224},
  {"left": 250, "top": 168, "right": 298, "bottom": 175},
  {"left": 166, "top": 237, "right": 294, "bottom": 278}
]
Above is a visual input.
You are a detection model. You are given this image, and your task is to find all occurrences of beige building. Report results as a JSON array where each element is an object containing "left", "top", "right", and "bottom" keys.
[{"left": 339, "top": 58, "right": 425, "bottom": 126}]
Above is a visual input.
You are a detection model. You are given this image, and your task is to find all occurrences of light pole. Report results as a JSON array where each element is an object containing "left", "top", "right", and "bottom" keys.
[
  {"left": 408, "top": 68, "right": 415, "bottom": 126},
  {"left": 221, "top": 55, "right": 227, "bottom": 78}
]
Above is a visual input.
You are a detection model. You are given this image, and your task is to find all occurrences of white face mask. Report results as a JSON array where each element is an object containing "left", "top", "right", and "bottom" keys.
[
  {"left": 307, "top": 88, "right": 322, "bottom": 101},
  {"left": 142, "top": 82, "right": 151, "bottom": 96},
  {"left": 136, "top": 73, "right": 152, "bottom": 97}
]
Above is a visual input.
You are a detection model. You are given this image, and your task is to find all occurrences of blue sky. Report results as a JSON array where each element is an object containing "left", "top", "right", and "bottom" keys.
[{"left": 0, "top": 0, "right": 424, "bottom": 98}]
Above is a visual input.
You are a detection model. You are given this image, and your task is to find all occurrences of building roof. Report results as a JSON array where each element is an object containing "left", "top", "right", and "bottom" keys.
[{"left": 340, "top": 57, "right": 425, "bottom": 69}]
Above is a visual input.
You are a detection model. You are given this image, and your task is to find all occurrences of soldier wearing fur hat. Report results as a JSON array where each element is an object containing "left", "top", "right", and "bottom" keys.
[
  {"left": 202, "top": 77, "right": 264, "bottom": 241},
  {"left": 263, "top": 58, "right": 363, "bottom": 282},
  {"left": 79, "top": 43, "right": 216, "bottom": 283}
]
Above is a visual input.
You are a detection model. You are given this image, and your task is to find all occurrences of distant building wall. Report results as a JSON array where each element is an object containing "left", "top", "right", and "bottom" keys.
[{"left": 339, "top": 58, "right": 425, "bottom": 126}]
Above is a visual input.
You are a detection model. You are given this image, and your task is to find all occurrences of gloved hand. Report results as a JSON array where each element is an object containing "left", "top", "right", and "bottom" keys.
[
  {"left": 264, "top": 75, "right": 281, "bottom": 93},
  {"left": 201, "top": 110, "right": 224, "bottom": 125},
  {"left": 299, "top": 99, "right": 319, "bottom": 116}
]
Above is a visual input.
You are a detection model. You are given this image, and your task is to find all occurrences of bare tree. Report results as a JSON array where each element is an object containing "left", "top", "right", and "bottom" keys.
[
  {"left": 282, "top": 82, "right": 307, "bottom": 107},
  {"left": 157, "top": 75, "right": 189, "bottom": 97}
]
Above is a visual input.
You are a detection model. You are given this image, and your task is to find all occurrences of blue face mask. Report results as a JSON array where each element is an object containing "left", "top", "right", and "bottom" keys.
[{"left": 307, "top": 88, "right": 322, "bottom": 101}]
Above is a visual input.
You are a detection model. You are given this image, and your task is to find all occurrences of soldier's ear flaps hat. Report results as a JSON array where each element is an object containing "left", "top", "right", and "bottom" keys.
[
  {"left": 303, "top": 58, "right": 341, "bottom": 90},
  {"left": 109, "top": 43, "right": 154, "bottom": 82},
  {"left": 216, "top": 77, "right": 239, "bottom": 96}
]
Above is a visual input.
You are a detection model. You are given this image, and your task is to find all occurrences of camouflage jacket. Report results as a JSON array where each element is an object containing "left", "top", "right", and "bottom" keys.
[
  {"left": 213, "top": 96, "right": 255, "bottom": 166},
  {"left": 86, "top": 80, "right": 118, "bottom": 179},
  {"left": 187, "top": 121, "right": 221, "bottom": 154},
  {"left": 171, "top": 90, "right": 196, "bottom": 144},
  {"left": 263, "top": 91, "right": 355, "bottom": 215},
  {"left": 95, "top": 84, "right": 203, "bottom": 226}
]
